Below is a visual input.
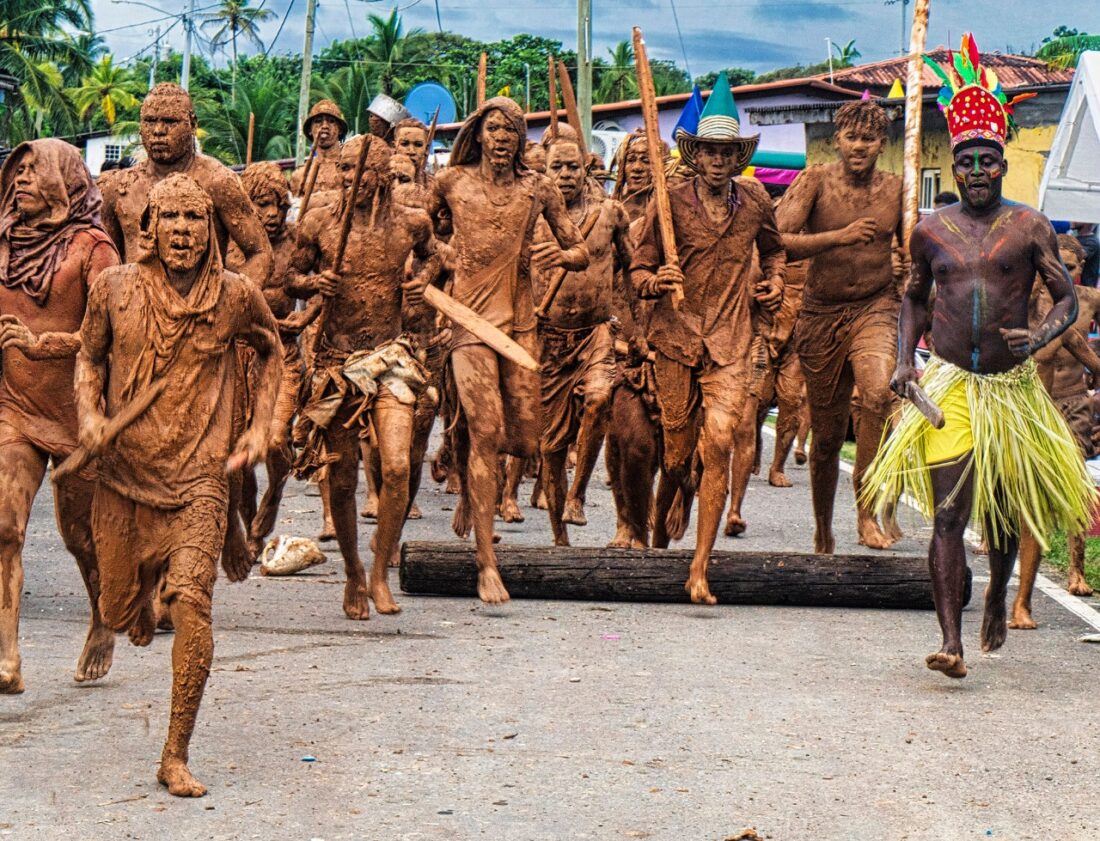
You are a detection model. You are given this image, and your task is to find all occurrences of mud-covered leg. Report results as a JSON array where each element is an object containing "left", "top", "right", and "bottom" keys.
[
  {"left": 325, "top": 413, "right": 371, "bottom": 620},
  {"left": 1010, "top": 523, "right": 1040, "bottom": 630},
  {"left": 725, "top": 397, "right": 759, "bottom": 537},
  {"left": 925, "top": 458, "right": 973, "bottom": 678},
  {"left": 542, "top": 448, "right": 570, "bottom": 546},
  {"left": 686, "top": 407, "right": 735, "bottom": 605},
  {"left": 367, "top": 396, "right": 413, "bottom": 614},
  {"left": 981, "top": 516, "right": 1017, "bottom": 653},
  {"left": 248, "top": 444, "right": 292, "bottom": 558},
  {"left": 564, "top": 387, "right": 611, "bottom": 526}
]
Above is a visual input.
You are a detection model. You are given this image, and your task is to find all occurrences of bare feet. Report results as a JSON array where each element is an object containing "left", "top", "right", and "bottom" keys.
[
  {"left": 531, "top": 489, "right": 547, "bottom": 510},
  {"left": 318, "top": 515, "right": 336, "bottom": 542},
  {"left": 499, "top": 497, "right": 524, "bottom": 523},
  {"left": 1067, "top": 571, "right": 1095, "bottom": 597},
  {"left": 723, "top": 515, "right": 746, "bottom": 537},
  {"left": 0, "top": 660, "right": 24, "bottom": 694},
  {"left": 360, "top": 496, "right": 378, "bottom": 520},
  {"left": 608, "top": 524, "right": 633, "bottom": 548},
  {"left": 563, "top": 497, "right": 587, "bottom": 526},
  {"left": 221, "top": 539, "right": 252, "bottom": 584},
  {"left": 814, "top": 527, "right": 835, "bottom": 555},
  {"left": 925, "top": 651, "right": 968, "bottom": 678},
  {"left": 794, "top": 447, "right": 807, "bottom": 465},
  {"left": 452, "top": 497, "right": 471, "bottom": 539},
  {"left": 445, "top": 472, "right": 461, "bottom": 495},
  {"left": 665, "top": 492, "right": 690, "bottom": 542},
  {"left": 407, "top": 503, "right": 422, "bottom": 520},
  {"left": 343, "top": 579, "right": 371, "bottom": 620},
  {"left": 685, "top": 575, "right": 718, "bottom": 606},
  {"left": 128, "top": 597, "right": 157, "bottom": 647},
  {"left": 157, "top": 756, "right": 207, "bottom": 797},
  {"left": 1008, "top": 604, "right": 1038, "bottom": 630},
  {"left": 477, "top": 567, "right": 511, "bottom": 604},
  {"left": 370, "top": 579, "right": 401, "bottom": 614},
  {"left": 980, "top": 588, "right": 1008, "bottom": 652},
  {"left": 768, "top": 468, "right": 792, "bottom": 488},
  {"left": 857, "top": 515, "right": 895, "bottom": 551},
  {"left": 882, "top": 514, "right": 903, "bottom": 543},
  {"left": 75, "top": 626, "right": 115, "bottom": 682}
]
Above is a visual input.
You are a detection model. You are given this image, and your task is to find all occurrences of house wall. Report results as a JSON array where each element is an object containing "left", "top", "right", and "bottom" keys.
[{"left": 84, "top": 135, "right": 138, "bottom": 176}]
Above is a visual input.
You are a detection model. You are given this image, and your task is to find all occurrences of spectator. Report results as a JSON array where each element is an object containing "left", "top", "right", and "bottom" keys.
[
  {"left": 1072, "top": 222, "right": 1099, "bottom": 288},
  {"left": 933, "top": 190, "right": 959, "bottom": 210}
]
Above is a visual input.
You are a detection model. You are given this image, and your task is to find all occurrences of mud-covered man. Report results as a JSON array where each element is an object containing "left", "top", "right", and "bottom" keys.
[
  {"left": 290, "top": 99, "right": 348, "bottom": 196},
  {"left": 76, "top": 174, "right": 281, "bottom": 794}
]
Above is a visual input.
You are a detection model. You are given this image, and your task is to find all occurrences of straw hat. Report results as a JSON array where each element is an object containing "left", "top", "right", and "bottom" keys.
[{"left": 675, "top": 71, "right": 759, "bottom": 173}]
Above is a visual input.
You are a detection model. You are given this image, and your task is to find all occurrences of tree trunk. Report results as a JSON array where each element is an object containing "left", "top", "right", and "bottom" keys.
[{"left": 399, "top": 543, "right": 971, "bottom": 610}]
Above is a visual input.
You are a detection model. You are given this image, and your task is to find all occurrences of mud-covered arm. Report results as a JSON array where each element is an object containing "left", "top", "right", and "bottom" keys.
[
  {"left": 229, "top": 285, "right": 284, "bottom": 471},
  {"left": 1021, "top": 219, "right": 1078, "bottom": 356},
  {"left": 286, "top": 214, "right": 324, "bottom": 298},
  {"left": 215, "top": 169, "right": 274, "bottom": 286},
  {"left": 610, "top": 202, "right": 642, "bottom": 324},
  {"left": 403, "top": 224, "right": 443, "bottom": 313},
  {"left": 97, "top": 172, "right": 127, "bottom": 257},
  {"left": 629, "top": 198, "right": 664, "bottom": 299},
  {"left": 538, "top": 180, "right": 589, "bottom": 271},
  {"left": 778, "top": 169, "right": 872, "bottom": 260},
  {"left": 891, "top": 225, "right": 934, "bottom": 394},
  {"left": 74, "top": 277, "right": 113, "bottom": 450}
]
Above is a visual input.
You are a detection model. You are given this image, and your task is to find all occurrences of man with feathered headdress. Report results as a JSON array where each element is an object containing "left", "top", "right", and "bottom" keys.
[
  {"left": 0, "top": 139, "right": 119, "bottom": 695},
  {"left": 424, "top": 96, "right": 589, "bottom": 604},
  {"left": 75, "top": 173, "right": 282, "bottom": 795},
  {"left": 862, "top": 34, "right": 1096, "bottom": 680}
]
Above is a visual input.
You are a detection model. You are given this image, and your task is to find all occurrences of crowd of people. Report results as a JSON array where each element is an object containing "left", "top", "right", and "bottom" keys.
[{"left": 0, "top": 34, "right": 1097, "bottom": 797}]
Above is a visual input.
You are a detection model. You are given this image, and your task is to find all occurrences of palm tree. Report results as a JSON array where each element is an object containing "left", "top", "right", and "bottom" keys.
[
  {"left": 361, "top": 8, "right": 428, "bottom": 97},
  {"left": 1036, "top": 28, "right": 1100, "bottom": 70},
  {"left": 200, "top": 0, "right": 274, "bottom": 99},
  {"left": 194, "top": 66, "right": 294, "bottom": 164},
  {"left": 311, "top": 64, "right": 373, "bottom": 135},
  {"left": 595, "top": 41, "right": 637, "bottom": 104},
  {"left": 831, "top": 39, "right": 862, "bottom": 67},
  {"left": 68, "top": 54, "right": 141, "bottom": 128}
]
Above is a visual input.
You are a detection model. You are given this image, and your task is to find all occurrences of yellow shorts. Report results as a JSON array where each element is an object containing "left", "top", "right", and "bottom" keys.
[{"left": 923, "top": 377, "right": 972, "bottom": 464}]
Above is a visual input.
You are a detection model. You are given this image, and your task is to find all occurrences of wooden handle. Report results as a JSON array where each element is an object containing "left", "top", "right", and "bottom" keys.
[
  {"left": 548, "top": 54, "right": 559, "bottom": 140},
  {"left": 477, "top": 52, "right": 487, "bottom": 108},
  {"left": 424, "top": 285, "right": 539, "bottom": 372},
  {"left": 535, "top": 207, "right": 602, "bottom": 317},
  {"left": 299, "top": 142, "right": 320, "bottom": 216},
  {"left": 906, "top": 381, "right": 945, "bottom": 429},
  {"left": 556, "top": 60, "right": 588, "bottom": 159},
  {"left": 632, "top": 27, "right": 683, "bottom": 311},
  {"left": 901, "top": 0, "right": 931, "bottom": 246},
  {"left": 246, "top": 112, "right": 255, "bottom": 166},
  {"left": 333, "top": 135, "right": 373, "bottom": 272}
]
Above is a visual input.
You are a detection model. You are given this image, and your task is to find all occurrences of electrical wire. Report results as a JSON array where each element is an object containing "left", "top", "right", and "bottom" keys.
[{"left": 668, "top": 0, "right": 692, "bottom": 80}]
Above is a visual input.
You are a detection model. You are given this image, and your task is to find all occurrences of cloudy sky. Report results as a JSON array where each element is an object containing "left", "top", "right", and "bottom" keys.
[{"left": 92, "top": 0, "right": 1095, "bottom": 80}]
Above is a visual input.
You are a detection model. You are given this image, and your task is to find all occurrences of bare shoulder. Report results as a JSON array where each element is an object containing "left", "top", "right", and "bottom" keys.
[
  {"left": 89, "top": 263, "right": 135, "bottom": 302},
  {"left": 193, "top": 153, "right": 240, "bottom": 189},
  {"left": 432, "top": 166, "right": 463, "bottom": 193}
]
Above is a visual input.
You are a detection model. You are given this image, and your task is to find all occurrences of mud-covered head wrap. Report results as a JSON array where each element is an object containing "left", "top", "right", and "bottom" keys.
[
  {"left": 0, "top": 139, "right": 107, "bottom": 306},
  {"left": 450, "top": 96, "right": 528, "bottom": 174}
]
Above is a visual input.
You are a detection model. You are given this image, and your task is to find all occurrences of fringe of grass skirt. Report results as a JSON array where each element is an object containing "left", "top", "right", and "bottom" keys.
[{"left": 860, "top": 355, "right": 1097, "bottom": 550}]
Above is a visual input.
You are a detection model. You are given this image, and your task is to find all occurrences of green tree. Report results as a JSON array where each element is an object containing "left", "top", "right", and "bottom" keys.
[
  {"left": 1036, "top": 27, "right": 1100, "bottom": 70},
  {"left": 360, "top": 8, "right": 428, "bottom": 97},
  {"left": 68, "top": 54, "right": 141, "bottom": 128},
  {"left": 200, "top": 0, "right": 274, "bottom": 99},
  {"left": 594, "top": 41, "right": 637, "bottom": 104},
  {"left": 193, "top": 65, "right": 295, "bottom": 164},
  {"left": 831, "top": 39, "right": 862, "bottom": 66},
  {"left": 693, "top": 67, "right": 756, "bottom": 90},
  {"left": 649, "top": 59, "right": 692, "bottom": 96},
  {"left": 311, "top": 63, "right": 373, "bottom": 135}
]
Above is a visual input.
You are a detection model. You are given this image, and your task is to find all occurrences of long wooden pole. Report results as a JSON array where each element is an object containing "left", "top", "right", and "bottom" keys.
[
  {"left": 298, "top": 143, "right": 321, "bottom": 217},
  {"left": 477, "top": 52, "right": 487, "bottom": 107},
  {"left": 548, "top": 54, "right": 560, "bottom": 141},
  {"left": 901, "top": 0, "right": 932, "bottom": 245},
  {"left": 535, "top": 208, "right": 602, "bottom": 317},
  {"left": 246, "top": 111, "right": 255, "bottom": 166},
  {"left": 556, "top": 59, "right": 588, "bottom": 159},
  {"left": 631, "top": 27, "right": 683, "bottom": 311}
]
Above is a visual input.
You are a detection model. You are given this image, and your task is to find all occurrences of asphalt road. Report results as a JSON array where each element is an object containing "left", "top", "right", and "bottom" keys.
[{"left": 3, "top": 433, "right": 1100, "bottom": 840}]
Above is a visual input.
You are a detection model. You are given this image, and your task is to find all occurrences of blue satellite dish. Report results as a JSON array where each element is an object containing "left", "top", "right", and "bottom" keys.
[{"left": 404, "top": 81, "right": 457, "bottom": 126}]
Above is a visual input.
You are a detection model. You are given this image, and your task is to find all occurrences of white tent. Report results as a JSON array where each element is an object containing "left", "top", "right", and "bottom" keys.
[{"left": 1040, "top": 51, "right": 1100, "bottom": 220}]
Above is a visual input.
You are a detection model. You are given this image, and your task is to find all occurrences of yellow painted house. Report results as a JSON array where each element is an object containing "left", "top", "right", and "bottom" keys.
[{"left": 745, "top": 50, "right": 1073, "bottom": 209}]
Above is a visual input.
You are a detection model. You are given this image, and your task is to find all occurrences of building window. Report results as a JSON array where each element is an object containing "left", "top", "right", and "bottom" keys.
[
  {"left": 920, "top": 168, "right": 941, "bottom": 211},
  {"left": 104, "top": 144, "right": 122, "bottom": 163}
]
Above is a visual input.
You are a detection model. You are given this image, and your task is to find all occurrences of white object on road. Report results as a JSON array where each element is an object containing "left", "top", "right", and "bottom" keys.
[{"left": 260, "top": 535, "right": 328, "bottom": 576}]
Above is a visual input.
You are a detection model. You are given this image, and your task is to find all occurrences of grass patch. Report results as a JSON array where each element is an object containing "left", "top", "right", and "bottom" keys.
[{"left": 1041, "top": 530, "right": 1100, "bottom": 592}]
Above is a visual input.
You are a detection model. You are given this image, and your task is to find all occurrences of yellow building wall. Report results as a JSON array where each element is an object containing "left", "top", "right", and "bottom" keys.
[{"left": 805, "top": 124, "right": 1057, "bottom": 207}]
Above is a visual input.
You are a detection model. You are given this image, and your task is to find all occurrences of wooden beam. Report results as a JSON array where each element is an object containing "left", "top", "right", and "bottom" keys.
[{"left": 399, "top": 543, "right": 971, "bottom": 610}]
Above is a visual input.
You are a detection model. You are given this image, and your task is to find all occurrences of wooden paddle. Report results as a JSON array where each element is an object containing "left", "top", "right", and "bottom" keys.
[
  {"left": 632, "top": 27, "right": 683, "bottom": 311},
  {"left": 548, "top": 54, "right": 560, "bottom": 141},
  {"left": 556, "top": 60, "right": 588, "bottom": 159}
]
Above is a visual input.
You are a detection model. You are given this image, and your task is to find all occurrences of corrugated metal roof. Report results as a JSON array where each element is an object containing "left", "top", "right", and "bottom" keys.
[{"left": 817, "top": 49, "right": 1074, "bottom": 91}]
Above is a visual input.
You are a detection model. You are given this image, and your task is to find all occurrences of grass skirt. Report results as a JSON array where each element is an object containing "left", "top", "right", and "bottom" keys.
[{"left": 861, "top": 355, "right": 1097, "bottom": 550}]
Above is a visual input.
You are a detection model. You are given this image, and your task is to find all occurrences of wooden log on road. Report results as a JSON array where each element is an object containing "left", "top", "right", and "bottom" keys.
[{"left": 399, "top": 543, "right": 972, "bottom": 610}]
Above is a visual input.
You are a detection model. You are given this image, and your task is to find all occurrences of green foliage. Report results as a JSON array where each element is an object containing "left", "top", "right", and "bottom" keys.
[
  {"left": 68, "top": 54, "right": 140, "bottom": 128},
  {"left": 694, "top": 67, "right": 756, "bottom": 90},
  {"left": 193, "top": 64, "right": 294, "bottom": 164},
  {"left": 1036, "top": 28, "right": 1100, "bottom": 70},
  {"left": 1040, "top": 531, "right": 1100, "bottom": 592},
  {"left": 595, "top": 41, "right": 637, "bottom": 104},
  {"left": 755, "top": 59, "right": 836, "bottom": 84}
]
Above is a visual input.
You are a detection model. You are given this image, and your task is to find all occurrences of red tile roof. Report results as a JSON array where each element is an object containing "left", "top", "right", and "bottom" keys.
[{"left": 816, "top": 48, "right": 1073, "bottom": 91}]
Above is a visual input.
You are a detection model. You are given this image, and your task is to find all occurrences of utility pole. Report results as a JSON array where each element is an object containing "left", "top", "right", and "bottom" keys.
[
  {"left": 577, "top": 0, "right": 592, "bottom": 145},
  {"left": 180, "top": 0, "right": 195, "bottom": 91},
  {"left": 149, "top": 25, "right": 161, "bottom": 89},
  {"left": 524, "top": 62, "right": 531, "bottom": 112},
  {"left": 825, "top": 37, "right": 834, "bottom": 84},
  {"left": 296, "top": 0, "right": 318, "bottom": 165}
]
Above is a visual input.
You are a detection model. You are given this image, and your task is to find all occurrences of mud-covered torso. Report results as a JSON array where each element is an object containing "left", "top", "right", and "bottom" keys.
[
  {"left": 781, "top": 162, "right": 901, "bottom": 305},
  {"left": 290, "top": 145, "right": 343, "bottom": 196}
]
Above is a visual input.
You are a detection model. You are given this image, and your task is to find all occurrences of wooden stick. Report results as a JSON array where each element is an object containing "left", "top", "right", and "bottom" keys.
[
  {"left": 53, "top": 380, "right": 167, "bottom": 483},
  {"left": 477, "top": 52, "right": 487, "bottom": 107},
  {"left": 902, "top": 0, "right": 932, "bottom": 246},
  {"left": 905, "top": 381, "right": 945, "bottom": 429},
  {"left": 426, "top": 105, "right": 441, "bottom": 150},
  {"left": 246, "top": 111, "right": 255, "bottom": 166},
  {"left": 299, "top": 147, "right": 322, "bottom": 218},
  {"left": 556, "top": 60, "right": 588, "bottom": 159},
  {"left": 535, "top": 207, "right": 601, "bottom": 317},
  {"left": 548, "top": 54, "right": 559, "bottom": 141},
  {"left": 632, "top": 27, "right": 683, "bottom": 311},
  {"left": 423, "top": 286, "right": 538, "bottom": 372}
]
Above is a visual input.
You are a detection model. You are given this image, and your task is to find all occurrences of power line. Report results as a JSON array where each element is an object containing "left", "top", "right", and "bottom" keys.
[
  {"left": 668, "top": 0, "right": 692, "bottom": 80},
  {"left": 263, "top": 0, "right": 297, "bottom": 57}
]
